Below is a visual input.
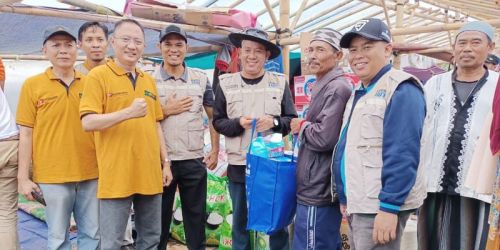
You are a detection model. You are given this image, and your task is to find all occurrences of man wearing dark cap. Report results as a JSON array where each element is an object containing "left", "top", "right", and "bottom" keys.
[
  {"left": 213, "top": 28, "right": 297, "bottom": 250},
  {"left": 16, "top": 25, "right": 99, "bottom": 249},
  {"left": 154, "top": 24, "right": 220, "bottom": 250},
  {"left": 486, "top": 53, "right": 499, "bottom": 72},
  {"left": 418, "top": 21, "right": 499, "bottom": 249},
  {"left": 289, "top": 27, "right": 352, "bottom": 250},
  {"left": 332, "top": 18, "right": 426, "bottom": 249}
]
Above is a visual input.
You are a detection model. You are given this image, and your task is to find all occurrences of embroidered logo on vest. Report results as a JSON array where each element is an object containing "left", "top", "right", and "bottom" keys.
[
  {"left": 191, "top": 79, "right": 200, "bottom": 85},
  {"left": 375, "top": 89, "right": 386, "bottom": 98},
  {"left": 268, "top": 82, "right": 279, "bottom": 88}
]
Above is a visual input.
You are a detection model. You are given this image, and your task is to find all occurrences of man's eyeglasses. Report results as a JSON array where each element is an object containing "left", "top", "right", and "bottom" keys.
[{"left": 115, "top": 36, "right": 144, "bottom": 46}]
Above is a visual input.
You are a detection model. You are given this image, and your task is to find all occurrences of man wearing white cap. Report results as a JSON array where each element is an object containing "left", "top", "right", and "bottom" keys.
[
  {"left": 418, "top": 21, "right": 499, "bottom": 249},
  {"left": 290, "top": 28, "right": 352, "bottom": 250}
]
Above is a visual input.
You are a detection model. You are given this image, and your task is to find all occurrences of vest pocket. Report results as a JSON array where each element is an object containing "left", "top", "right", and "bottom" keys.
[
  {"left": 187, "top": 128, "right": 204, "bottom": 151},
  {"left": 265, "top": 92, "right": 281, "bottom": 116},
  {"left": 188, "top": 90, "right": 203, "bottom": 113},
  {"left": 360, "top": 105, "right": 384, "bottom": 141},
  {"left": 360, "top": 146, "right": 382, "bottom": 199},
  {"left": 226, "top": 93, "right": 243, "bottom": 118}
]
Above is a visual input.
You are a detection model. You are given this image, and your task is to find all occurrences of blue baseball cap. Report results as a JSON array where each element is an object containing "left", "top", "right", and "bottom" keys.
[
  {"left": 456, "top": 21, "right": 495, "bottom": 41},
  {"left": 340, "top": 18, "right": 391, "bottom": 48}
]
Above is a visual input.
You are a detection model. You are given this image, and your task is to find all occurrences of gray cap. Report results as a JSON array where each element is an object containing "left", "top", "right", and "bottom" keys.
[
  {"left": 159, "top": 25, "right": 187, "bottom": 43},
  {"left": 311, "top": 28, "right": 342, "bottom": 51},
  {"left": 456, "top": 21, "right": 495, "bottom": 41},
  {"left": 340, "top": 18, "right": 391, "bottom": 48},
  {"left": 43, "top": 25, "right": 76, "bottom": 45}
]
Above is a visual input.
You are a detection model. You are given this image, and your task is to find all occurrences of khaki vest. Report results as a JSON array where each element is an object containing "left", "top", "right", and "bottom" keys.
[
  {"left": 342, "top": 69, "right": 427, "bottom": 214},
  {"left": 219, "top": 71, "right": 286, "bottom": 165},
  {"left": 154, "top": 66, "right": 208, "bottom": 160}
]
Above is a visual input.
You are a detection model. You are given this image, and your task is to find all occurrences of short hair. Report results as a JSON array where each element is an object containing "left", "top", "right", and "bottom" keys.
[
  {"left": 78, "top": 22, "right": 109, "bottom": 41},
  {"left": 114, "top": 19, "right": 145, "bottom": 37}
]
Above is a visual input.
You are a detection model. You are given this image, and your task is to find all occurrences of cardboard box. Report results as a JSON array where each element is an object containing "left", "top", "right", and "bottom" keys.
[
  {"left": 294, "top": 75, "right": 316, "bottom": 105},
  {"left": 130, "top": 2, "right": 213, "bottom": 26}
]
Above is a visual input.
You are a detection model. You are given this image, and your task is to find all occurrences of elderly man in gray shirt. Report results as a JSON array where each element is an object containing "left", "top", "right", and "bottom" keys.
[{"left": 290, "top": 28, "right": 352, "bottom": 250}]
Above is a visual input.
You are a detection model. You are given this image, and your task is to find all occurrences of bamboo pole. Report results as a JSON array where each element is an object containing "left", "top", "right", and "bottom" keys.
[
  {"left": 264, "top": 0, "right": 280, "bottom": 30},
  {"left": 0, "top": 5, "right": 231, "bottom": 35},
  {"left": 336, "top": 10, "right": 385, "bottom": 32},
  {"left": 392, "top": 0, "right": 405, "bottom": 69},
  {"left": 313, "top": 5, "right": 374, "bottom": 30},
  {"left": 290, "top": 0, "right": 309, "bottom": 32},
  {"left": 423, "top": 0, "right": 500, "bottom": 18},
  {"left": 280, "top": 0, "right": 290, "bottom": 76},
  {"left": 294, "top": 0, "right": 351, "bottom": 30},
  {"left": 263, "top": 0, "right": 324, "bottom": 30},
  {"left": 0, "top": 0, "right": 20, "bottom": 6},
  {"left": 257, "top": 0, "right": 278, "bottom": 17},
  {"left": 359, "top": 0, "right": 452, "bottom": 23},
  {"left": 58, "top": 0, "right": 121, "bottom": 16},
  {"left": 1, "top": 54, "right": 87, "bottom": 60},
  {"left": 391, "top": 19, "right": 500, "bottom": 36},
  {"left": 229, "top": 0, "right": 245, "bottom": 8},
  {"left": 379, "top": 0, "right": 392, "bottom": 29}
]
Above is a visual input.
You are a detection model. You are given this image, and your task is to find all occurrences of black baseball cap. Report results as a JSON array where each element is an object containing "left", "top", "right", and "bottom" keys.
[
  {"left": 159, "top": 25, "right": 187, "bottom": 43},
  {"left": 43, "top": 25, "right": 76, "bottom": 45},
  {"left": 340, "top": 18, "right": 391, "bottom": 48},
  {"left": 486, "top": 54, "right": 499, "bottom": 65}
]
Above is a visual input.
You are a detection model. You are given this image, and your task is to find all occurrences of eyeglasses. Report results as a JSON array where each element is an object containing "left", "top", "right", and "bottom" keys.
[{"left": 114, "top": 36, "right": 144, "bottom": 46}]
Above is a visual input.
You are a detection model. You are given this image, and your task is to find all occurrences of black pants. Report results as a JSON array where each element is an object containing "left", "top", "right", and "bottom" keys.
[{"left": 158, "top": 158, "right": 207, "bottom": 250}]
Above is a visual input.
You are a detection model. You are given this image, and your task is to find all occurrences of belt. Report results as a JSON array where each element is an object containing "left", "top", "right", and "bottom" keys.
[{"left": 0, "top": 135, "right": 19, "bottom": 141}]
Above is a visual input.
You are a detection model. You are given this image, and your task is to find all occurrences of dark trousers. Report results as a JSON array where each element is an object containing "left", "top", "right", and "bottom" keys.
[
  {"left": 228, "top": 180, "right": 289, "bottom": 250},
  {"left": 158, "top": 158, "right": 207, "bottom": 250}
]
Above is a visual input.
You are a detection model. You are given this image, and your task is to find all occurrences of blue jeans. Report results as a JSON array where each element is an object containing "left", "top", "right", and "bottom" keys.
[
  {"left": 292, "top": 203, "right": 342, "bottom": 250},
  {"left": 99, "top": 194, "right": 161, "bottom": 250},
  {"left": 39, "top": 179, "right": 99, "bottom": 250},
  {"left": 228, "top": 180, "right": 289, "bottom": 250}
]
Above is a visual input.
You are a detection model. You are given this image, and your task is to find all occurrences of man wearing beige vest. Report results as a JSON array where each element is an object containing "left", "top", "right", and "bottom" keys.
[
  {"left": 154, "top": 25, "right": 220, "bottom": 250},
  {"left": 331, "top": 18, "right": 426, "bottom": 249},
  {"left": 213, "top": 28, "right": 297, "bottom": 250}
]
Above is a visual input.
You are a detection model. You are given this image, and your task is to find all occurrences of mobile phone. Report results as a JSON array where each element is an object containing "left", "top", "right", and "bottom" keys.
[{"left": 31, "top": 191, "right": 46, "bottom": 206}]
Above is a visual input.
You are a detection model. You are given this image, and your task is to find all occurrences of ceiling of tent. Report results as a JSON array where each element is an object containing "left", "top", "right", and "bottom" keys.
[{"left": 0, "top": 0, "right": 499, "bottom": 56}]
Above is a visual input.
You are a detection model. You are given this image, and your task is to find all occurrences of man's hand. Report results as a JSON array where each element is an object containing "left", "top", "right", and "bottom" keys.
[
  {"left": 18, "top": 178, "right": 40, "bottom": 201},
  {"left": 340, "top": 204, "right": 347, "bottom": 219},
  {"left": 239, "top": 116, "right": 253, "bottom": 129},
  {"left": 256, "top": 115, "right": 274, "bottom": 132},
  {"left": 163, "top": 93, "right": 193, "bottom": 117},
  {"left": 290, "top": 118, "right": 304, "bottom": 134},
  {"left": 126, "top": 98, "right": 148, "bottom": 119},
  {"left": 203, "top": 149, "right": 219, "bottom": 170},
  {"left": 372, "top": 210, "right": 398, "bottom": 245},
  {"left": 162, "top": 162, "right": 173, "bottom": 187}
]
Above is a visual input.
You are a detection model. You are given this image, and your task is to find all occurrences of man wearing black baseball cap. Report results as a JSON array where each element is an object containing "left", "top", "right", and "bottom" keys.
[
  {"left": 213, "top": 28, "right": 297, "bottom": 250},
  {"left": 154, "top": 24, "right": 220, "bottom": 250},
  {"left": 331, "top": 18, "right": 426, "bottom": 248},
  {"left": 485, "top": 53, "right": 499, "bottom": 72}
]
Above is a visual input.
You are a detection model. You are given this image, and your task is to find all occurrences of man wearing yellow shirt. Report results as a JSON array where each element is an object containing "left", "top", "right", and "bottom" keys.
[
  {"left": 75, "top": 21, "right": 109, "bottom": 75},
  {"left": 16, "top": 26, "right": 99, "bottom": 250},
  {"left": 79, "top": 19, "right": 172, "bottom": 250}
]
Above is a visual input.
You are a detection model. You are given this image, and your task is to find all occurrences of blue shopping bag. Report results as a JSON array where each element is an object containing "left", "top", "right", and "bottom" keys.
[{"left": 246, "top": 120, "right": 297, "bottom": 234}]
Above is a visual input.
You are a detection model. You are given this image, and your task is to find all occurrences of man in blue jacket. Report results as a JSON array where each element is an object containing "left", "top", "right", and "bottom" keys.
[{"left": 332, "top": 18, "right": 426, "bottom": 249}]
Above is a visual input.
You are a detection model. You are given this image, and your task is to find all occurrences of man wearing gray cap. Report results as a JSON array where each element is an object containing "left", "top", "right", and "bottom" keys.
[
  {"left": 154, "top": 24, "right": 219, "bottom": 250},
  {"left": 16, "top": 25, "right": 99, "bottom": 249},
  {"left": 289, "top": 28, "right": 351, "bottom": 250},
  {"left": 485, "top": 53, "right": 499, "bottom": 72},
  {"left": 213, "top": 28, "right": 297, "bottom": 250},
  {"left": 332, "top": 18, "right": 426, "bottom": 249},
  {"left": 418, "top": 21, "right": 499, "bottom": 249}
]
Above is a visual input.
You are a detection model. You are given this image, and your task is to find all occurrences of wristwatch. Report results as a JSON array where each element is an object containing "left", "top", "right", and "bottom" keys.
[{"left": 273, "top": 117, "right": 279, "bottom": 127}]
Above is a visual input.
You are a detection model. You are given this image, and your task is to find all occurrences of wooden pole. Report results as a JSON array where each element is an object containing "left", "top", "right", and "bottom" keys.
[
  {"left": 391, "top": 19, "right": 500, "bottom": 36},
  {"left": 294, "top": 0, "right": 351, "bottom": 30},
  {"left": 313, "top": 5, "right": 374, "bottom": 30},
  {"left": 280, "top": 0, "right": 290, "bottom": 76},
  {"left": 264, "top": 0, "right": 280, "bottom": 30},
  {"left": 379, "top": 0, "right": 392, "bottom": 29},
  {"left": 229, "top": 0, "right": 245, "bottom": 8},
  {"left": 264, "top": 0, "right": 324, "bottom": 30},
  {"left": 392, "top": 0, "right": 405, "bottom": 69},
  {"left": 290, "top": 0, "right": 309, "bottom": 32},
  {"left": 257, "top": 0, "right": 278, "bottom": 17},
  {"left": 0, "top": 5, "right": 231, "bottom": 35}
]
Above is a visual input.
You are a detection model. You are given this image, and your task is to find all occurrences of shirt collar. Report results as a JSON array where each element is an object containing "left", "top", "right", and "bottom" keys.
[
  {"left": 107, "top": 59, "right": 144, "bottom": 77},
  {"left": 159, "top": 62, "right": 188, "bottom": 82},
  {"left": 45, "top": 67, "right": 82, "bottom": 80}
]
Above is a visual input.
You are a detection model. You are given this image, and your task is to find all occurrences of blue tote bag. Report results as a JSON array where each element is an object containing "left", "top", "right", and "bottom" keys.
[{"left": 245, "top": 121, "right": 297, "bottom": 234}]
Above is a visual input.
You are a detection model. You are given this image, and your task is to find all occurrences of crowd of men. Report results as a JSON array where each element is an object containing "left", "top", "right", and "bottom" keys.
[{"left": 0, "top": 16, "right": 499, "bottom": 250}]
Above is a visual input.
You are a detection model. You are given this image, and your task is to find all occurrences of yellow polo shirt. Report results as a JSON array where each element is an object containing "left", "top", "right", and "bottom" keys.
[
  {"left": 16, "top": 68, "right": 98, "bottom": 183},
  {"left": 80, "top": 60, "right": 164, "bottom": 198}
]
